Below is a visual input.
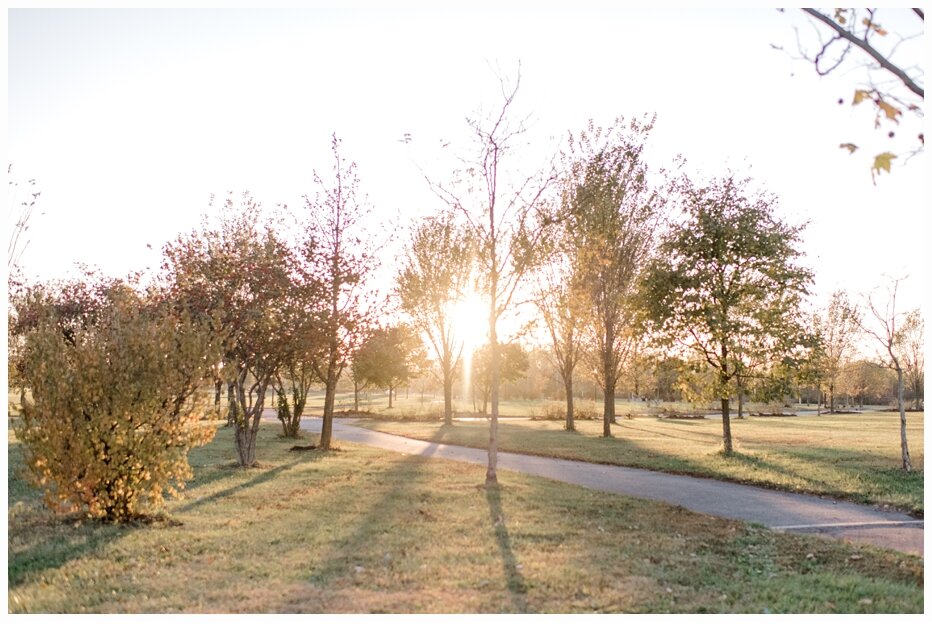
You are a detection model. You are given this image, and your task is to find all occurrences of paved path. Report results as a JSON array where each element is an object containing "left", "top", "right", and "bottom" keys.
[{"left": 296, "top": 417, "right": 924, "bottom": 556}]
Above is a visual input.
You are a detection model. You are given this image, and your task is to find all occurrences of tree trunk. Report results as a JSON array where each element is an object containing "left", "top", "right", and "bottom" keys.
[
  {"left": 602, "top": 336, "right": 615, "bottom": 435},
  {"left": 233, "top": 379, "right": 268, "bottom": 467},
  {"left": 486, "top": 249, "right": 500, "bottom": 486},
  {"left": 737, "top": 389, "right": 745, "bottom": 419},
  {"left": 721, "top": 397, "right": 734, "bottom": 454},
  {"left": 487, "top": 326, "right": 500, "bottom": 485},
  {"left": 602, "top": 383, "right": 614, "bottom": 437},
  {"left": 353, "top": 380, "right": 359, "bottom": 412},
  {"left": 896, "top": 366, "right": 911, "bottom": 472},
  {"left": 829, "top": 382, "right": 836, "bottom": 414},
  {"left": 234, "top": 424, "right": 259, "bottom": 467},
  {"left": 226, "top": 380, "right": 237, "bottom": 427},
  {"left": 214, "top": 379, "right": 222, "bottom": 417},
  {"left": 388, "top": 385, "right": 394, "bottom": 409},
  {"left": 564, "top": 372, "right": 575, "bottom": 432},
  {"left": 442, "top": 372, "right": 454, "bottom": 425},
  {"left": 320, "top": 363, "right": 337, "bottom": 450}
]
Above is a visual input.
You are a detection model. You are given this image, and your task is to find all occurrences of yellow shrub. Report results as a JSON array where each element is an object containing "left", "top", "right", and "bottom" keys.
[{"left": 14, "top": 286, "right": 218, "bottom": 521}]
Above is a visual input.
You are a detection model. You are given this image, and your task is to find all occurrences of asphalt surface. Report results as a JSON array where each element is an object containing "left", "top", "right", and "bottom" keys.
[{"left": 296, "top": 417, "right": 924, "bottom": 557}]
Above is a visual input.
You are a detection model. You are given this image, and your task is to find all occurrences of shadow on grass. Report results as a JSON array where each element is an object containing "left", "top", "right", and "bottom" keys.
[
  {"left": 303, "top": 424, "right": 452, "bottom": 590},
  {"left": 8, "top": 441, "right": 136, "bottom": 589},
  {"left": 8, "top": 518, "right": 133, "bottom": 589},
  {"left": 485, "top": 485, "right": 528, "bottom": 612},
  {"left": 302, "top": 423, "right": 534, "bottom": 612},
  {"left": 175, "top": 458, "right": 305, "bottom": 514}
]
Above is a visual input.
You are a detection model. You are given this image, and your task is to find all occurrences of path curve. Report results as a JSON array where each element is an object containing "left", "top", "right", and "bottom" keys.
[{"left": 296, "top": 417, "right": 923, "bottom": 556}]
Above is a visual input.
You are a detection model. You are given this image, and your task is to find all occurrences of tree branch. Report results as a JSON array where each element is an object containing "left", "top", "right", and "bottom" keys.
[{"left": 802, "top": 8, "right": 924, "bottom": 97}]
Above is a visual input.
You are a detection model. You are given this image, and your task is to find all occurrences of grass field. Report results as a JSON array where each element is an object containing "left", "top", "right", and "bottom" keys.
[
  {"left": 358, "top": 411, "right": 925, "bottom": 515},
  {"left": 7, "top": 423, "right": 924, "bottom": 613}
]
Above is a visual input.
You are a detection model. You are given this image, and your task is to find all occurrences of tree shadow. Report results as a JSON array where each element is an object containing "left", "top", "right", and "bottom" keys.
[
  {"left": 299, "top": 422, "right": 535, "bottom": 612},
  {"left": 485, "top": 484, "right": 529, "bottom": 612},
  {"left": 8, "top": 516, "right": 133, "bottom": 589},
  {"left": 302, "top": 425, "right": 445, "bottom": 591},
  {"left": 175, "top": 458, "right": 305, "bottom": 514}
]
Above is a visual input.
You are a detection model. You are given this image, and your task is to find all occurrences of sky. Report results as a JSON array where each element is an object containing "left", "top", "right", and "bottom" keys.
[{"left": 4, "top": 5, "right": 928, "bottom": 327}]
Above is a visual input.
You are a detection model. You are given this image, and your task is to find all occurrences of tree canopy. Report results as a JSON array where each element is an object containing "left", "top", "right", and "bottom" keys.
[{"left": 640, "top": 174, "right": 813, "bottom": 454}]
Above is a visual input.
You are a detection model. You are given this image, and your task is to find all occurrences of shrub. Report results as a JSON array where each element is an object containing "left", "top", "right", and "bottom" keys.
[{"left": 13, "top": 281, "right": 218, "bottom": 522}]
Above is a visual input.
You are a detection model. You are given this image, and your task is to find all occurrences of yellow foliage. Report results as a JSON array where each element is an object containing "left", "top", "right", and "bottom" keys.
[{"left": 13, "top": 284, "right": 218, "bottom": 522}]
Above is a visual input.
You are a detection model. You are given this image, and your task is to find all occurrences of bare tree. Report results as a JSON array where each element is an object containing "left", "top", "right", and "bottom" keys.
[
  {"left": 860, "top": 278, "right": 914, "bottom": 471},
  {"left": 428, "top": 70, "right": 557, "bottom": 484}
]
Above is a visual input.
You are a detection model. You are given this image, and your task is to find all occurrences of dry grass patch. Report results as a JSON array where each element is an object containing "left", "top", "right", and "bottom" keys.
[{"left": 8, "top": 424, "right": 923, "bottom": 613}]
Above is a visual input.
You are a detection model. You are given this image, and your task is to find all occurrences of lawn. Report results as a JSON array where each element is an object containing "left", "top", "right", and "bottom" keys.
[
  {"left": 7, "top": 423, "right": 924, "bottom": 613},
  {"left": 358, "top": 411, "right": 925, "bottom": 515}
]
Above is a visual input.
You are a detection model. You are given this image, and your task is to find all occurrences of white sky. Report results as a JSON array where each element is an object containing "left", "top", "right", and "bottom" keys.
[{"left": 4, "top": 5, "right": 928, "bottom": 321}]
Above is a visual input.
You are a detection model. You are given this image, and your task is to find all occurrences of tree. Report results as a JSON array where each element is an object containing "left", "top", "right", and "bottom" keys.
[
  {"left": 839, "top": 359, "right": 892, "bottom": 407},
  {"left": 12, "top": 275, "right": 218, "bottom": 521},
  {"left": 812, "top": 290, "right": 861, "bottom": 413},
  {"left": 532, "top": 225, "right": 586, "bottom": 430},
  {"left": 304, "top": 134, "right": 378, "bottom": 450},
  {"left": 791, "top": 8, "right": 924, "bottom": 179},
  {"left": 860, "top": 279, "right": 916, "bottom": 471},
  {"left": 162, "top": 194, "right": 298, "bottom": 467},
  {"left": 352, "top": 325, "right": 423, "bottom": 409},
  {"left": 896, "top": 310, "right": 924, "bottom": 411},
  {"left": 428, "top": 70, "right": 557, "bottom": 484},
  {"left": 564, "top": 116, "right": 667, "bottom": 437},
  {"left": 274, "top": 244, "right": 328, "bottom": 438},
  {"left": 640, "top": 174, "right": 813, "bottom": 455},
  {"left": 396, "top": 211, "right": 475, "bottom": 424},
  {"left": 471, "top": 342, "right": 530, "bottom": 415}
]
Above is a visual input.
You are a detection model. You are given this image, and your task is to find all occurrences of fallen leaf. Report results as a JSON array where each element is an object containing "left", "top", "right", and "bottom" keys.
[{"left": 839, "top": 143, "right": 859, "bottom": 154}]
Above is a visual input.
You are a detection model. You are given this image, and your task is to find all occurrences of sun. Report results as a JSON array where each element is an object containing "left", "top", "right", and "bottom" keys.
[{"left": 449, "top": 291, "right": 488, "bottom": 356}]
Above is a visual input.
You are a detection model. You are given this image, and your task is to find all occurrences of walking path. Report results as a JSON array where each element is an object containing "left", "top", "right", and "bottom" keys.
[{"left": 296, "top": 417, "right": 924, "bottom": 556}]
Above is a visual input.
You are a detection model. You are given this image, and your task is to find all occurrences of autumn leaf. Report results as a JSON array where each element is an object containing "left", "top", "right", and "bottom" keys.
[
  {"left": 839, "top": 143, "right": 859, "bottom": 154},
  {"left": 852, "top": 89, "right": 871, "bottom": 105},
  {"left": 871, "top": 152, "right": 896, "bottom": 180},
  {"left": 862, "top": 18, "right": 888, "bottom": 36},
  {"left": 877, "top": 100, "right": 901, "bottom": 123}
]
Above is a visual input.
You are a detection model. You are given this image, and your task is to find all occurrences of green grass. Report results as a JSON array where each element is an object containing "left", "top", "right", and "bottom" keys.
[
  {"left": 7, "top": 424, "right": 924, "bottom": 613},
  {"left": 307, "top": 390, "right": 712, "bottom": 420},
  {"left": 358, "top": 411, "right": 924, "bottom": 515}
]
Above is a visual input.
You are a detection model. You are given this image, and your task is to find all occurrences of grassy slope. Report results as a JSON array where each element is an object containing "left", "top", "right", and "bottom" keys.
[
  {"left": 358, "top": 412, "right": 924, "bottom": 514},
  {"left": 8, "top": 424, "right": 923, "bottom": 613}
]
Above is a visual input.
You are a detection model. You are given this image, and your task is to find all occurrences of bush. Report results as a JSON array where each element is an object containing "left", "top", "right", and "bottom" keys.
[{"left": 13, "top": 281, "right": 218, "bottom": 522}]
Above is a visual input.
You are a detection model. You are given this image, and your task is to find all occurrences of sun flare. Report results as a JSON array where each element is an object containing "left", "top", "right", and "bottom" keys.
[{"left": 449, "top": 291, "right": 488, "bottom": 356}]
